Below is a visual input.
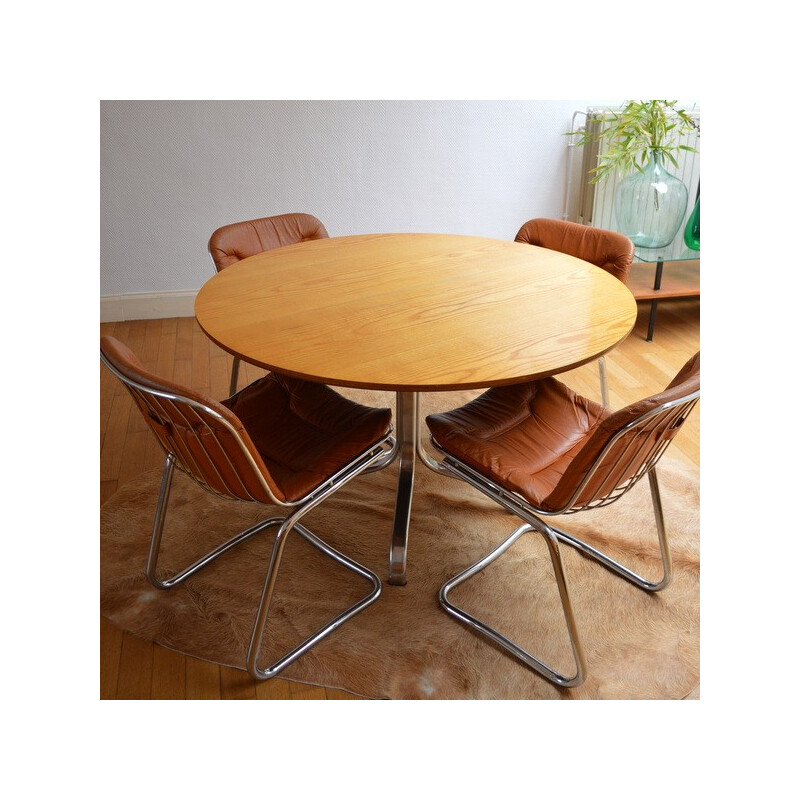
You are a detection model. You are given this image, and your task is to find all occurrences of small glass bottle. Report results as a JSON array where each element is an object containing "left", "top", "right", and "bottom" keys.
[{"left": 683, "top": 195, "right": 700, "bottom": 251}]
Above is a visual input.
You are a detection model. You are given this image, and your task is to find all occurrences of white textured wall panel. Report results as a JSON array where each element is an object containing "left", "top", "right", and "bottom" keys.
[{"left": 100, "top": 100, "right": 607, "bottom": 298}]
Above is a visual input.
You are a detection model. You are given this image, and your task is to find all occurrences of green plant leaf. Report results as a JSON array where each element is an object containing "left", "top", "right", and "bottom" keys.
[{"left": 568, "top": 100, "right": 699, "bottom": 183}]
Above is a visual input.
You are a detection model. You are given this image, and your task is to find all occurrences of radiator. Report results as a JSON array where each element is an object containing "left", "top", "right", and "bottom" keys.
[{"left": 564, "top": 106, "right": 700, "bottom": 232}]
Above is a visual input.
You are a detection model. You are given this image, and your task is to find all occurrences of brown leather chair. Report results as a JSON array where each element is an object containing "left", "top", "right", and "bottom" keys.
[
  {"left": 100, "top": 335, "right": 392, "bottom": 681},
  {"left": 515, "top": 218, "right": 635, "bottom": 406},
  {"left": 426, "top": 352, "right": 700, "bottom": 688},
  {"left": 208, "top": 213, "right": 330, "bottom": 394}
]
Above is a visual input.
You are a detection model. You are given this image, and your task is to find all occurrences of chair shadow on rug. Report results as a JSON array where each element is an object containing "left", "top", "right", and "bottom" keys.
[
  {"left": 100, "top": 335, "right": 394, "bottom": 682},
  {"left": 426, "top": 352, "right": 700, "bottom": 689}
]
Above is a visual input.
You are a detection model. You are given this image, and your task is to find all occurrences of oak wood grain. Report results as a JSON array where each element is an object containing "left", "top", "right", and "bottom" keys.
[{"left": 195, "top": 234, "right": 638, "bottom": 391}]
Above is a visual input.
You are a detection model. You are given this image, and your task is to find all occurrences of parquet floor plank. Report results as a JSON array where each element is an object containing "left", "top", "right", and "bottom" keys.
[{"left": 151, "top": 645, "right": 187, "bottom": 700}]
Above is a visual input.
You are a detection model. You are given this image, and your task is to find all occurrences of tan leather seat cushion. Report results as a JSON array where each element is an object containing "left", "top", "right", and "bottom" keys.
[
  {"left": 427, "top": 378, "right": 610, "bottom": 508},
  {"left": 224, "top": 374, "right": 391, "bottom": 503},
  {"left": 102, "top": 335, "right": 391, "bottom": 505},
  {"left": 427, "top": 353, "right": 699, "bottom": 512}
]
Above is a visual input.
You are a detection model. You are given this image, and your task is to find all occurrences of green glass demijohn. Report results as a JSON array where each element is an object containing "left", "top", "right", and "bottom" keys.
[
  {"left": 613, "top": 151, "right": 689, "bottom": 248},
  {"left": 683, "top": 193, "right": 700, "bottom": 250}
]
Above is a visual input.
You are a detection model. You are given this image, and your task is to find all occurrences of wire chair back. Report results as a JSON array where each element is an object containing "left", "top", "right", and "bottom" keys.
[{"left": 101, "top": 337, "right": 282, "bottom": 505}]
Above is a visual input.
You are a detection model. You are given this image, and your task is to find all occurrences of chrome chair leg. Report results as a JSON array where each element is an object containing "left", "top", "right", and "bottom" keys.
[
  {"left": 146, "top": 454, "right": 276, "bottom": 589},
  {"left": 246, "top": 448, "right": 388, "bottom": 680},
  {"left": 147, "top": 445, "right": 388, "bottom": 682},
  {"left": 549, "top": 469, "right": 673, "bottom": 592},
  {"left": 246, "top": 516, "right": 381, "bottom": 680},
  {"left": 247, "top": 440, "right": 385, "bottom": 681},
  {"left": 440, "top": 521, "right": 586, "bottom": 688},
  {"left": 442, "top": 456, "right": 673, "bottom": 594},
  {"left": 436, "top": 457, "right": 673, "bottom": 688},
  {"left": 229, "top": 357, "right": 241, "bottom": 396},
  {"left": 598, "top": 355, "right": 609, "bottom": 407}
]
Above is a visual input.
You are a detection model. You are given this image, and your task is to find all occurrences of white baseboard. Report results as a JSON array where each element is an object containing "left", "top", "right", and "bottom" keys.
[{"left": 100, "top": 291, "right": 198, "bottom": 322}]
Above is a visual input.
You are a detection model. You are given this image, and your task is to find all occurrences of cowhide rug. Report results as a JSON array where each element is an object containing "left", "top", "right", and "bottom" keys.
[{"left": 100, "top": 390, "right": 700, "bottom": 700}]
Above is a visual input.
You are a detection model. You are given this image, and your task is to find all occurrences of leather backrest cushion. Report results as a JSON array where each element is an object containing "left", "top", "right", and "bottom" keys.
[
  {"left": 208, "top": 213, "right": 329, "bottom": 270},
  {"left": 515, "top": 218, "right": 634, "bottom": 283}
]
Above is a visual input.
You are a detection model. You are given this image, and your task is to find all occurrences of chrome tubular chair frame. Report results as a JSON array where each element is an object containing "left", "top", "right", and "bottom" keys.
[
  {"left": 102, "top": 353, "right": 394, "bottom": 681},
  {"left": 148, "top": 447, "right": 389, "bottom": 681},
  {"left": 431, "top": 389, "right": 699, "bottom": 688},
  {"left": 440, "top": 520, "right": 587, "bottom": 687}
]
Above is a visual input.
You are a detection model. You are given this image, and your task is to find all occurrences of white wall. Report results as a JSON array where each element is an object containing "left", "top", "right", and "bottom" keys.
[{"left": 100, "top": 100, "right": 608, "bottom": 318}]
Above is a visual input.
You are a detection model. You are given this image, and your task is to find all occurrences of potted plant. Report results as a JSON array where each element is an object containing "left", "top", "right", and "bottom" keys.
[{"left": 571, "top": 100, "right": 700, "bottom": 248}]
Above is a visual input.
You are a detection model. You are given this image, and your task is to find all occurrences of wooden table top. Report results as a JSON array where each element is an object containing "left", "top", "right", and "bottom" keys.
[{"left": 195, "top": 233, "right": 637, "bottom": 391}]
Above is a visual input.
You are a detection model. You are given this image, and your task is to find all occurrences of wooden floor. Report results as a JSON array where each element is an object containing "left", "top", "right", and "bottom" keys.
[{"left": 99, "top": 298, "right": 700, "bottom": 700}]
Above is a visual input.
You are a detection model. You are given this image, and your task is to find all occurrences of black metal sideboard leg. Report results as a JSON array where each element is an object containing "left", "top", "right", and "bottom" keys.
[{"left": 646, "top": 259, "right": 665, "bottom": 342}]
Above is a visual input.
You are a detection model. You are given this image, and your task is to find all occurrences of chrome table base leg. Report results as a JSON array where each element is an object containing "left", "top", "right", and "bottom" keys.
[{"left": 388, "top": 391, "right": 416, "bottom": 585}]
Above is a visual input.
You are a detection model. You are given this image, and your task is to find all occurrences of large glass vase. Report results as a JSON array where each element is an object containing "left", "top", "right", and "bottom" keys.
[{"left": 613, "top": 152, "right": 689, "bottom": 248}]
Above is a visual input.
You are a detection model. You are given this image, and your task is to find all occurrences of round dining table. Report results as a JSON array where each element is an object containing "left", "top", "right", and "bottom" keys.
[{"left": 195, "top": 232, "right": 637, "bottom": 585}]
